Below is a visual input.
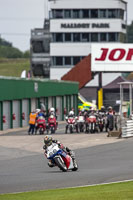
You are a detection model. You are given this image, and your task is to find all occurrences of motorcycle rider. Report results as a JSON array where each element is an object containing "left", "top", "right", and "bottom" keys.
[
  {"left": 65, "top": 110, "right": 78, "bottom": 133},
  {"left": 35, "top": 109, "right": 47, "bottom": 134},
  {"left": 43, "top": 135, "right": 76, "bottom": 167},
  {"left": 48, "top": 107, "right": 57, "bottom": 118},
  {"left": 48, "top": 107, "right": 58, "bottom": 129},
  {"left": 98, "top": 106, "right": 106, "bottom": 116}
]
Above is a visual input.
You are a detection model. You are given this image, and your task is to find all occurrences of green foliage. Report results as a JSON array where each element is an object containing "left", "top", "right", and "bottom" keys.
[
  {"left": 0, "top": 37, "right": 12, "bottom": 47},
  {"left": 0, "top": 37, "right": 29, "bottom": 58},
  {"left": 0, "top": 46, "right": 23, "bottom": 58},
  {"left": 23, "top": 50, "right": 30, "bottom": 58}
]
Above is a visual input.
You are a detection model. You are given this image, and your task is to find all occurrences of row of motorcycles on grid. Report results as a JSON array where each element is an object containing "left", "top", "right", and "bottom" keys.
[
  {"left": 65, "top": 110, "right": 117, "bottom": 134},
  {"left": 35, "top": 110, "right": 117, "bottom": 135}
]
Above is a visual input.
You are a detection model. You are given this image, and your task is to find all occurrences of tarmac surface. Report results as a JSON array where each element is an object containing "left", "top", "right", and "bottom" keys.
[
  {"left": 0, "top": 122, "right": 133, "bottom": 194},
  {"left": 0, "top": 121, "right": 125, "bottom": 155}
]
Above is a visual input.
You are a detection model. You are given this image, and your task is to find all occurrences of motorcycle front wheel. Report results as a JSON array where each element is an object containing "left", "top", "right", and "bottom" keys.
[
  {"left": 54, "top": 156, "right": 67, "bottom": 172},
  {"left": 51, "top": 126, "right": 55, "bottom": 134}
]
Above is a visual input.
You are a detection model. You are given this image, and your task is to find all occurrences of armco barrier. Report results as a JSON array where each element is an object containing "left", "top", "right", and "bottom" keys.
[{"left": 122, "top": 119, "right": 133, "bottom": 138}]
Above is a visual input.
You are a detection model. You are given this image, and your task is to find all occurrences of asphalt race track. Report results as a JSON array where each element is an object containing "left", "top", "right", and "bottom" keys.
[{"left": 0, "top": 131, "right": 133, "bottom": 194}]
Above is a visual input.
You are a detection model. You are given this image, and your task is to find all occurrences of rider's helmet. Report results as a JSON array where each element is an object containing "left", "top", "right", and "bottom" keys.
[
  {"left": 35, "top": 109, "right": 40, "bottom": 113},
  {"left": 50, "top": 107, "right": 55, "bottom": 113},
  {"left": 101, "top": 106, "right": 105, "bottom": 111},
  {"left": 44, "top": 135, "right": 53, "bottom": 146},
  {"left": 108, "top": 106, "right": 112, "bottom": 111},
  {"left": 69, "top": 110, "right": 74, "bottom": 117}
]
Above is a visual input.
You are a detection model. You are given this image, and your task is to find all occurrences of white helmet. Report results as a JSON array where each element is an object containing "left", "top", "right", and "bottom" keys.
[
  {"left": 50, "top": 107, "right": 55, "bottom": 112},
  {"left": 35, "top": 109, "right": 40, "bottom": 113},
  {"left": 69, "top": 111, "right": 74, "bottom": 116}
]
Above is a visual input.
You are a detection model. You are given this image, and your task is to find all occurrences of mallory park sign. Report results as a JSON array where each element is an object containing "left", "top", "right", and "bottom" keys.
[{"left": 61, "top": 23, "right": 110, "bottom": 29}]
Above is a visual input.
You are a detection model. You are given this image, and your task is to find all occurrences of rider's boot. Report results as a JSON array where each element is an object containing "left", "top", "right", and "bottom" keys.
[{"left": 48, "top": 160, "right": 55, "bottom": 168}]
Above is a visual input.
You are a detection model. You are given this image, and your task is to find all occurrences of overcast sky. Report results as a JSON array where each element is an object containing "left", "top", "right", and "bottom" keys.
[{"left": 0, "top": 0, "right": 133, "bottom": 52}]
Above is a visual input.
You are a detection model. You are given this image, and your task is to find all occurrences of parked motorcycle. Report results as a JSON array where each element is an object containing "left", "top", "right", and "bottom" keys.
[
  {"left": 35, "top": 116, "right": 47, "bottom": 134},
  {"left": 86, "top": 114, "right": 97, "bottom": 133},
  {"left": 45, "top": 143, "right": 78, "bottom": 172},
  {"left": 65, "top": 116, "right": 78, "bottom": 133},
  {"left": 98, "top": 115, "right": 105, "bottom": 132},
  {"left": 47, "top": 115, "right": 57, "bottom": 134}
]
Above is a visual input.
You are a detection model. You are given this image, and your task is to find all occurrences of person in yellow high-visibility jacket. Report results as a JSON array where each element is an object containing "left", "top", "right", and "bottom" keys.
[{"left": 28, "top": 110, "right": 37, "bottom": 135}]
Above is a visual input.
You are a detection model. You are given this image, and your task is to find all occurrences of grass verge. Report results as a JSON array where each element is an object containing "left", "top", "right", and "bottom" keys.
[
  {"left": 0, "top": 181, "right": 133, "bottom": 200},
  {"left": 0, "top": 58, "right": 30, "bottom": 77}
]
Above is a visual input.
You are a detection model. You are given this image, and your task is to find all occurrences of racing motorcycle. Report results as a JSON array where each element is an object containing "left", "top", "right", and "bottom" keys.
[
  {"left": 35, "top": 116, "right": 46, "bottom": 134},
  {"left": 98, "top": 115, "right": 105, "bottom": 132},
  {"left": 45, "top": 143, "right": 78, "bottom": 172},
  {"left": 65, "top": 116, "right": 78, "bottom": 133},
  {"left": 86, "top": 114, "right": 97, "bottom": 133},
  {"left": 47, "top": 115, "right": 57, "bottom": 134}
]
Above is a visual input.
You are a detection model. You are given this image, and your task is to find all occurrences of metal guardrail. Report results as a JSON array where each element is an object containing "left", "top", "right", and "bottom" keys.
[{"left": 121, "top": 116, "right": 133, "bottom": 138}]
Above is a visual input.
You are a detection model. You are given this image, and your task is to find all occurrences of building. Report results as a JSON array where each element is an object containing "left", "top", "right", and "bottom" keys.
[
  {"left": 0, "top": 77, "right": 78, "bottom": 130},
  {"left": 30, "top": 19, "right": 51, "bottom": 78},
  {"left": 30, "top": 0, "right": 127, "bottom": 79}
]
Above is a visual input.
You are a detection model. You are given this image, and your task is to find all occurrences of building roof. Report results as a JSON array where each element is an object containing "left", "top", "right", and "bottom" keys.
[{"left": 103, "top": 76, "right": 130, "bottom": 89}]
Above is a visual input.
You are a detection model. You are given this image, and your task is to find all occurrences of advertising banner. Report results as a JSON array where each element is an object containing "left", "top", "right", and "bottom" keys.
[{"left": 91, "top": 44, "right": 133, "bottom": 72}]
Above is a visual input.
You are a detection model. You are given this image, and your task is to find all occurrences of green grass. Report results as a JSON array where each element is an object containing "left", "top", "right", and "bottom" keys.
[
  {"left": 0, "top": 58, "right": 30, "bottom": 77},
  {"left": 0, "top": 181, "right": 133, "bottom": 200}
]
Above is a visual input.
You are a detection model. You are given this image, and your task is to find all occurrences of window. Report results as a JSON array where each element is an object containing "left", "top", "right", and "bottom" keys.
[
  {"left": 82, "top": 33, "right": 89, "bottom": 42},
  {"left": 99, "top": 9, "right": 107, "bottom": 18},
  {"left": 120, "top": 9, "right": 124, "bottom": 19},
  {"left": 82, "top": 9, "right": 89, "bottom": 18},
  {"left": 65, "top": 33, "right": 71, "bottom": 42},
  {"left": 108, "top": 33, "right": 117, "bottom": 41},
  {"left": 56, "top": 33, "right": 63, "bottom": 42},
  {"left": 73, "top": 33, "right": 80, "bottom": 42},
  {"left": 91, "top": 9, "right": 98, "bottom": 18},
  {"left": 100, "top": 33, "right": 107, "bottom": 41},
  {"left": 32, "top": 41, "right": 44, "bottom": 53},
  {"left": 73, "top": 57, "right": 80, "bottom": 65},
  {"left": 73, "top": 9, "right": 80, "bottom": 18},
  {"left": 64, "top": 10, "right": 71, "bottom": 18},
  {"left": 108, "top": 9, "right": 117, "bottom": 18},
  {"left": 91, "top": 33, "right": 98, "bottom": 42},
  {"left": 65, "top": 57, "right": 71, "bottom": 65},
  {"left": 55, "top": 10, "right": 63, "bottom": 18},
  {"left": 55, "top": 57, "right": 63, "bottom": 65}
]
